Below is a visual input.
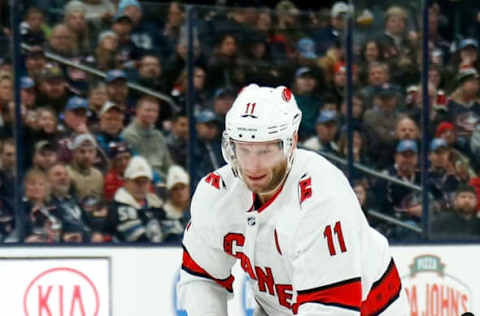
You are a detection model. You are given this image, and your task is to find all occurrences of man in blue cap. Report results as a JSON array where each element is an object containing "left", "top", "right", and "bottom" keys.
[
  {"left": 20, "top": 76, "right": 36, "bottom": 108},
  {"left": 428, "top": 138, "right": 460, "bottom": 201},
  {"left": 191, "top": 109, "right": 225, "bottom": 187},
  {"left": 105, "top": 69, "right": 131, "bottom": 108},
  {"left": 374, "top": 140, "right": 422, "bottom": 237},
  {"left": 302, "top": 109, "right": 339, "bottom": 154},
  {"left": 60, "top": 96, "right": 90, "bottom": 137}
]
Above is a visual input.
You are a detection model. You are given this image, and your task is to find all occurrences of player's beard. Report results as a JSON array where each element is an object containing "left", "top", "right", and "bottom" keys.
[{"left": 242, "top": 158, "right": 288, "bottom": 195}]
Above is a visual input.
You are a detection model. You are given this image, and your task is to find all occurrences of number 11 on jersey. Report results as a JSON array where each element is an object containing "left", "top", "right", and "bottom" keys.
[{"left": 323, "top": 221, "right": 347, "bottom": 256}]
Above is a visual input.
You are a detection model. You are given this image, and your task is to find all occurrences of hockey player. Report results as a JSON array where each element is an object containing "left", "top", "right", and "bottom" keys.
[{"left": 178, "top": 84, "right": 408, "bottom": 315}]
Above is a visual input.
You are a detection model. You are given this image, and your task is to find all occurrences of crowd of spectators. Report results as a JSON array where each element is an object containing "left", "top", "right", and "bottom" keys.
[{"left": 0, "top": 0, "right": 480, "bottom": 243}]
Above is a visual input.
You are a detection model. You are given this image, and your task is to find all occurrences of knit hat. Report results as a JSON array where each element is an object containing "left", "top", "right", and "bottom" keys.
[
  {"left": 118, "top": 0, "right": 142, "bottom": 15},
  {"left": 435, "top": 121, "right": 455, "bottom": 137}
]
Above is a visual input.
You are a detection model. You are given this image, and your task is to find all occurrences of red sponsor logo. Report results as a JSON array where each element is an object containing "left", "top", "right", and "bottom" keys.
[{"left": 23, "top": 267, "right": 100, "bottom": 316}]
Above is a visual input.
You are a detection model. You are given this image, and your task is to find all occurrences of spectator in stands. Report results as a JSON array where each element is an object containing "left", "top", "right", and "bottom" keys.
[
  {"left": 105, "top": 69, "right": 131, "bottom": 109},
  {"left": 431, "top": 184, "right": 480, "bottom": 239},
  {"left": 0, "top": 72, "right": 12, "bottom": 111},
  {"left": 111, "top": 14, "right": 141, "bottom": 69},
  {"left": 241, "top": 33, "right": 283, "bottom": 87},
  {"left": 104, "top": 141, "right": 131, "bottom": 200},
  {"left": 358, "top": 39, "right": 384, "bottom": 85},
  {"left": 339, "top": 94, "right": 365, "bottom": 130},
  {"left": 67, "top": 133, "right": 104, "bottom": 200},
  {"left": 273, "top": 0, "right": 304, "bottom": 57},
  {"left": 81, "top": 195, "right": 110, "bottom": 242},
  {"left": 406, "top": 82, "right": 449, "bottom": 131},
  {"left": 0, "top": 138, "right": 16, "bottom": 205},
  {"left": 436, "top": 121, "right": 478, "bottom": 180},
  {"left": 36, "top": 107, "right": 60, "bottom": 142},
  {"left": 121, "top": 95, "right": 173, "bottom": 180},
  {"left": 94, "top": 101, "right": 125, "bottom": 153},
  {"left": 326, "top": 61, "right": 354, "bottom": 105},
  {"left": 363, "top": 84, "right": 403, "bottom": 169},
  {"left": 428, "top": 138, "right": 460, "bottom": 203},
  {"left": 64, "top": 1, "right": 91, "bottom": 55},
  {"left": 376, "top": 140, "right": 422, "bottom": 223},
  {"left": 447, "top": 68, "right": 480, "bottom": 147},
  {"left": 24, "top": 46, "right": 47, "bottom": 80},
  {"left": 314, "top": 1, "right": 348, "bottom": 55},
  {"left": 58, "top": 96, "right": 90, "bottom": 138},
  {"left": 117, "top": 0, "right": 158, "bottom": 54},
  {"left": 21, "top": 7, "right": 47, "bottom": 46},
  {"left": 20, "top": 169, "right": 61, "bottom": 243},
  {"left": 449, "top": 39, "right": 480, "bottom": 74},
  {"left": 427, "top": 5, "right": 450, "bottom": 65},
  {"left": 165, "top": 112, "right": 188, "bottom": 168},
  {"left": 107, "top": 156, "right": 165, "bottom": 242},
  {"left": 395, "top": 116, "right": 420, "bottom": 141},
  {"left": 207, "top": 33, "right": 245, "bottom": 90},
  {"left": 46, "top": 24, "right": 79, "bottom": 58},
  {"left": 337, "top": 127, "right": 370, "bottom": 166},
  {"left": 379, "top": 5, "right": 418, "bottom": 86},
  {"left": 32, "top": 141, "right": 58, "bottom": 172},
  {"left": 212, "top": 5, "right": 257, "bottom": 49},
  {"left": 85, "top": 83, "right": 107, "bottom": 128},
  {"left": 162, "top": 1, "right": 185, "bottom": 53},
  {"left": 170, "top": 65, "right": 209, "bottom": 115},
  {"left": 47, "top": 162, "right": 92, "bottom": 238},
  {"left": 359, "top": 62, "right": 393, "bottom": 108},
  {"left": 161, "top": 165, "right": 190, "bottom": 242},
  {"left": 191, "top": 109, "right": 225, "bottom": 186},
  {"left": 291, "top": 67, "right": 322, "bottom": 141},
  {"left": 212, "top": 87, "right": 236, "bottom": 123},
  {"left": 165, "top": 33, "right": 207, "bottom": 86},
  {"left": 302, "top": 110, "right": 339, "bottom": 154},
  {"left": 20, "top": 76, "right": 36, "bottom": 109},
  {"left": 36, "top": 66, "right": 74, "bottom": 113},
  {"left": 88, "top": 82, "right": 109, "bottom": 114},
  {"left": 93, "top": 30, "right": 119, "bottom": 71},
  {"left": 135, "top": 55, "right": 166, "bottom": 94}
]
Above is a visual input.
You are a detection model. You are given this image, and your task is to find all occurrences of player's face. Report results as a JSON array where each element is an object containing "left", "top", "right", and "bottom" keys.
[{"left": 234, "top": 140, "right": 288, "bottom": 194}]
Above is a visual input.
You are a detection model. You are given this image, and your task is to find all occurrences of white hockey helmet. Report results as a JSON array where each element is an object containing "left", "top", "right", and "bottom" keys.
[{"left": 222, "top": 84, "right": 302, "bottom": 173}]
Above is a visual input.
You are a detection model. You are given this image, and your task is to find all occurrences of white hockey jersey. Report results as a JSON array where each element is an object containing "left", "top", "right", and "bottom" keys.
[{"left": 179, "top": 149, "right": 408, "bottom": 315}]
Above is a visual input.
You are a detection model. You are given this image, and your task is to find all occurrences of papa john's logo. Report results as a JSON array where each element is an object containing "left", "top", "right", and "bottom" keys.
[
  {"left": 23, "top": 267, "right": 100, "bottom": 316},
  {"left": 402, "top": 255, "right": 473, "bottom": 316}
]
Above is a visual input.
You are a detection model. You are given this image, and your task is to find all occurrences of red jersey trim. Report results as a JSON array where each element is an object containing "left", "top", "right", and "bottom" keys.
[
  {"left": 360, "top": 258, "right": 402, "bottom": 316},
  {"left": 274, "top": 229, "right": 283, "bottom": 255},
  {"left": 249, "top": 182, "right": 285, "bottom": 214},
  {"left": 181, "top": 245, "right": 234, "bottom": 293},
  {"left": 293, "top": 277, "right": 361, "bottom": 313}
]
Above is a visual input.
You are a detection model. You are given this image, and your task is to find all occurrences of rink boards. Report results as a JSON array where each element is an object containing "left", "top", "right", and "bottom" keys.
[{"left": 0, "top": 244, "right": 478, "bottom": 316}]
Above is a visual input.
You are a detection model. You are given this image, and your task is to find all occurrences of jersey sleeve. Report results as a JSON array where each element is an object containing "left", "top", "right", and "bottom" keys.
[
  {"left": 290, "top": 168, "right": 374, "bottom": 315},
  {"left": 177, "top": 173, "right": 237, "bottom": 314}
]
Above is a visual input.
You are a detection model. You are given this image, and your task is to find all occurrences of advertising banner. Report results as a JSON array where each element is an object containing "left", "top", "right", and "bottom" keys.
[
  {"left": 0, "top": 257, "right": 110, "bottom": 316},
  {"left": 0, "top": 245, "right": 478, "bottom": 316}
]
